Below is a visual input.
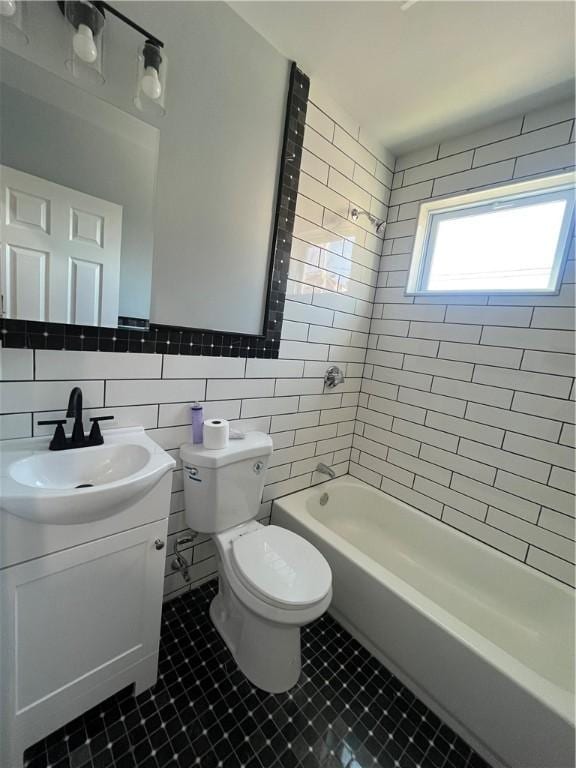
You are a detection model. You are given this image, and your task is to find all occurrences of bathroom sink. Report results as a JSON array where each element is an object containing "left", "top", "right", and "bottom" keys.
[
  {"left": 11, "top": 443, "right": 150, "bottom": 489},
  {"left": 0, "top": 427, "right": 175, "bottom": 525}
]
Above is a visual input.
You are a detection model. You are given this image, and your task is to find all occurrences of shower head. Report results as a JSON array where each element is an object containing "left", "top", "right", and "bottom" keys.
[{"left": 350, "top": 207, "right": 386, "bottom": 234}]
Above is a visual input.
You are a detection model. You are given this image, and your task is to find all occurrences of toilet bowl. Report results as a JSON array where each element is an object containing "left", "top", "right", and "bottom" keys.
[
  {"left": 210, "top": 520, "right": 332, "bottom": 692},
  {"left": 180, "top": 433, "right": 333, "bottom": 692}
]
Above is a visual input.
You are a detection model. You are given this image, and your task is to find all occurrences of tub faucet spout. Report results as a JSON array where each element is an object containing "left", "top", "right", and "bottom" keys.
[{"left": 316, "top": 463, "right": 335, "bottom": 480}]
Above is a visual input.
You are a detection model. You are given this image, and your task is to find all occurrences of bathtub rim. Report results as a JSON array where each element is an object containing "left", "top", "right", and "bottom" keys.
[{"left": 272, "top": 475, "right": 575, "bottom": 727}]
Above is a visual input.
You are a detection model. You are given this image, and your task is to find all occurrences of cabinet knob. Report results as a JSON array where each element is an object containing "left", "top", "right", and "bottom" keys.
[{"left": 154, "top": 539, "right": 165, "bottom": 550}]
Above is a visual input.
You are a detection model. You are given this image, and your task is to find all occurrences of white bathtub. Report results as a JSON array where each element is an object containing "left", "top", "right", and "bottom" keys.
[{"left": 273, "top": 476, "right": 575, "bottom": 768}]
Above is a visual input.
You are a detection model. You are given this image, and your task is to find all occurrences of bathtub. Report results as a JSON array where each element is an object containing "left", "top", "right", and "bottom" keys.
[{"left": 272, "top": 476, "right": 575, "bottom": 768}]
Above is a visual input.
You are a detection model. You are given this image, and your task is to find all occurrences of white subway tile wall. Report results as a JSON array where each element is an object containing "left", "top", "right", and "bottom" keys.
[
  {"left": 2, "top": 98, "right": 574, "bottom": 595},
  {"left": 357, "top": 99, "right": 575, "bottom": 588},
  {"left": 0, "top": 88, "right": 393, "bottom": 601}
]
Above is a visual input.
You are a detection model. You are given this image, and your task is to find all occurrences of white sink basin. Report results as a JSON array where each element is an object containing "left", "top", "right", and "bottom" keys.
[
  {"left": 11, "top": 443, "right": 151, "bottom": 489},
  {"left": 0, "top": 427, "right": 175, "bottom": 525}
]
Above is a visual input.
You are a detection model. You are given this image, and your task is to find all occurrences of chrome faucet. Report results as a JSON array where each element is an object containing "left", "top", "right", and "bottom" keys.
[{"left": 316, "top": 463, "right": 335, "bottom": 480}]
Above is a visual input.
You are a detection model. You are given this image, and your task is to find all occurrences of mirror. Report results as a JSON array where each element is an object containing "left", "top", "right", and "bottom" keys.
[
  {"left": 0, "top": 1, "right": 291, "bottom": 338},
  {"left": 0, "top": 48, "right": 159, "bottom": 328}
]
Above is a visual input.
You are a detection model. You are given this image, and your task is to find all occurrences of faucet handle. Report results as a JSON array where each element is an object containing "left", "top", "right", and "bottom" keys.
[
  {"left": 88, "top": 415, "right": 114, "bottom": 445},
  {"left": 324, "top": 365, "right": 345, "bottom": 389},
  {"left": 37, "top": 420, "right": 68, "bottom": 451}
]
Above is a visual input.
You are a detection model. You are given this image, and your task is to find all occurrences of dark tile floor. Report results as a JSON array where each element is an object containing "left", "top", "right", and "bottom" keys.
[{"left": 25, "top": 580, "right": 491, "bottom": 768}]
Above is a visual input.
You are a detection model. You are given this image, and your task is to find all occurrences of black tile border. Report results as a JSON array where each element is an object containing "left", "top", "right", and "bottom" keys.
[{"left": 0, "top": 64, "right": 309, "bottom": 359}]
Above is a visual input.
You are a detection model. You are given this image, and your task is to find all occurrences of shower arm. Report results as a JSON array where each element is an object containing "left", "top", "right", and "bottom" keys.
[{"left": 350, "top": 207, "right": 386, "bottom": 233}]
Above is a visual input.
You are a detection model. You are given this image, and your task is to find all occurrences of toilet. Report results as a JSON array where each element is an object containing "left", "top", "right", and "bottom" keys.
[{"left": 181, "top": 432, "right": 332, "bottom": 692}]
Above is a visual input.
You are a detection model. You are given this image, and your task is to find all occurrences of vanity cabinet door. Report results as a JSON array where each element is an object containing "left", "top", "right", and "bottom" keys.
[{"left": 0, "top": 519, "right": 168, "bottom": 765}]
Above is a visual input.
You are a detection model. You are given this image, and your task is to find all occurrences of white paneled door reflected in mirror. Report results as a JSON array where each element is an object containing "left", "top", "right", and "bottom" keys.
[
  {"left": 1, "top": 164, "right": 123, "bottom": 327},
  {"left": 0, "top": 47, "right": 158, "bottom": 328}
]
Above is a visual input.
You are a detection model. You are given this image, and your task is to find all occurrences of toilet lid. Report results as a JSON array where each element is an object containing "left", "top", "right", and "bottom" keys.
[{"left": 231, "top": 526, "right": 332, "bottom": 608}]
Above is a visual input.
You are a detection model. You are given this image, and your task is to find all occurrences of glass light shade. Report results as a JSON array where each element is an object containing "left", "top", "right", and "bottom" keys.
[
  {"left": 64, "top": 0, "right": 105, "bottom": 85},
  {"left": 134, "top": 41, "right": 167, "bottom": 117},
  {"left": 0, "top": 0, "right": 29, "bottom": 46}
]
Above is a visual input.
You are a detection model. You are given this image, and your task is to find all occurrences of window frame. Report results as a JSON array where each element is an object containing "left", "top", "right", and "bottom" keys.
[{"left": 406, "top": 171, "right": 576, "bottom": 296}]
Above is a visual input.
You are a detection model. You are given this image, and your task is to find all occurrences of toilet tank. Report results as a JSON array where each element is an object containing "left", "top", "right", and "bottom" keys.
[{"left": 180, "top": 432, "right": 273, "bottom": 533}]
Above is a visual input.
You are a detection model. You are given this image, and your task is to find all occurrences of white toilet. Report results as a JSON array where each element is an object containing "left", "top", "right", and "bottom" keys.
[{"left": 181, "top": 432, "right": 332, "bottom": 692}]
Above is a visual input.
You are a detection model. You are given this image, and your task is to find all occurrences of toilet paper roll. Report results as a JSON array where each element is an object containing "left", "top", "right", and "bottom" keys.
[{"left": 203, "top": 418, "right": 230, "bottom": 450}]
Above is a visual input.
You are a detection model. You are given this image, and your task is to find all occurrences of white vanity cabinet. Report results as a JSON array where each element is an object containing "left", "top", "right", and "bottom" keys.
[
  {"left": 0, "top": 428, "right": 175, "bottom": 768},
  {"left": 0, "top": 518, "right": 168, "bottom": 768}
]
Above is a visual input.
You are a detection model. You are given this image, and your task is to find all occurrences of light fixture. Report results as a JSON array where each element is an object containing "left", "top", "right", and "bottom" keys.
[
  {"left": 57, "top": 1, "right": 167, "bottom": 115},
  {"left": 62, "top": 1, "right": 105, "bottom": 84},
  {"left": 0, "top": 0, "right": 29, "bottom": 45},
  {"left": 135, "top": 38, "right": 167, "bottom": 117},
  {"left": 350, "top": 207, "right": 386, "bottom": 234},
  {"left": 0, "top": 0, "right": 16, "bottom": 17}
]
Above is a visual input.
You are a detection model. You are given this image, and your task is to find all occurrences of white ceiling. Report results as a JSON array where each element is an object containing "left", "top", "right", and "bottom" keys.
[{"left": 229, "top": 1, "right": 575, "bottom": 154}]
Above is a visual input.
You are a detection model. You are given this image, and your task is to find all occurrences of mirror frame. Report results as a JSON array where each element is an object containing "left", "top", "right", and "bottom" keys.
[{"left": 0, "top": 63, "right": 309, "bottom": 359}]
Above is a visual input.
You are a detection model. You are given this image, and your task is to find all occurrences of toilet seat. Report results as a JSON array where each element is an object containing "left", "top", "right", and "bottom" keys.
[
  {"left": 231, "top": 525, "right": 332, "bottom": 609},
  {"left": 212, "top": 521, "right": 332, "bottom": 625}
]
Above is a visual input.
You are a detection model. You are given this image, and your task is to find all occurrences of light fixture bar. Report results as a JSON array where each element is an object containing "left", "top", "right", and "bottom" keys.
[
  {"left": 58, "top": 1, "right": 163, "bottom": 48},
  {"left": 57, "top": 1, "right": 167, "bottom": 112},
  {"left": 96, "top": 1, "right": 163, "bottom": 48}
]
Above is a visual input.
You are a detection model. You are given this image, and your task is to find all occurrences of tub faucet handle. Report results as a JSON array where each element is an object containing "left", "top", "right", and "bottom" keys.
[{"left": 324, "top": 366, "right": 345, "bottom": 389}]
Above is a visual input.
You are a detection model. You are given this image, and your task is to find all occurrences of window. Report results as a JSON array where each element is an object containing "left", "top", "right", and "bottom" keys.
[{"left": 406, "top": 172, "right": 575, "bottom": 295}]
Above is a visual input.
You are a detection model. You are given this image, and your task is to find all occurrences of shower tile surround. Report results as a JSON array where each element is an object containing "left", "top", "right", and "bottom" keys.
[
  {"left": 355, "top": 99, "right": 576, "bottom": 588},
  {"left": 0, "top": 78, "right": 393, "bottom": 600}
]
